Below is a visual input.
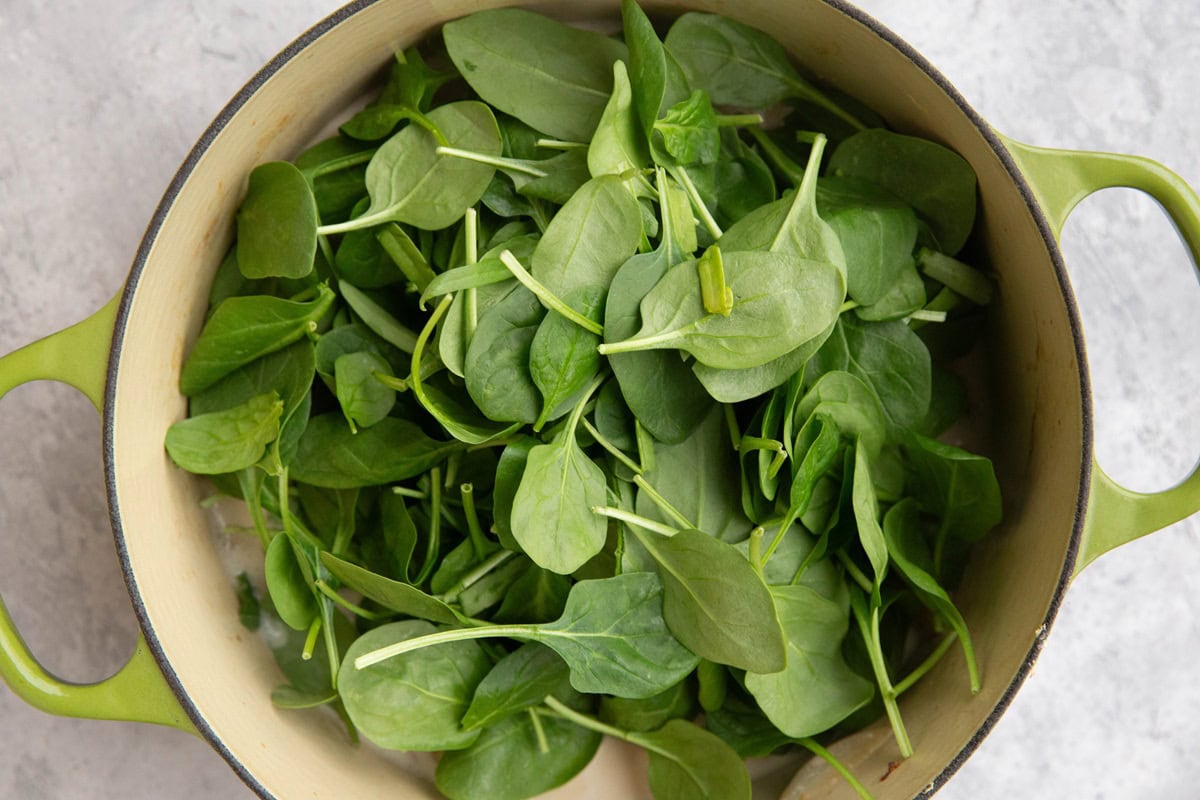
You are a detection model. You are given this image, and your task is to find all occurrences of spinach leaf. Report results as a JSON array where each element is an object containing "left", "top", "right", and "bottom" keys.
[
  {"left": 165, "top": 392, "right": 282, "bottom": 475},
  {"left": 264, "top": 532, "right": 317, "bottom": 631},
  {"left": 336, "top": 281, "right": 419, "bottom": 353},
  {"left": 814, "top": 315, "right": 932, "bottom": 433},
  {"left": 443, "top": 8, "right": 627, "bottom": 142},
  {"left": 538, "top": 573, "right": 698, "bottom": 698},
  {"left": 530, "top": 175, "right": 642, "bottom": 298},
  {"left": 510, "top": 402, "right": 608, "bottom": 574},
  {"left": 319, "top": 552, "right": 460, "bottom": 625},
  {"left": 179, "top": 285, "right": 334, "bottom": 396},
  {"left": 653, "top": 90, "right": 720, "bottom": 166},
  {"left": 635, "top": 405, "right": 750, "bottom": 542},
  {"left": 334, "top": 351, "right": 394, "bottom": 430},
  {"left": 328, "top": 101, "right": 501, "bottom": 233},
  {"left": 664, "top": 12, "right": 863, "bottom": 130},
  {"left": 491, "top": 436, "right": 538, "bottom": 553},
  {"left": 818, "top": 176, "right": 919, "bottom": 306},
  {"left": 883, "top": 499, "right": 980, "bottom": 691},
  {"left": 464, "top": 285, "right": 544, "bottom": 424},
  {"left": 460, "top": 643, "right": 572, "bottom": 730},
  {"left": 851, "top": 442, "right": 890, "bottom": 598},
  {"left": 903, "top": 432, "right": 1002, "bottom": 545},
  {"left": 744, "top": 584, "right": 874, "bottom": 738},
  {"left": 339, "top": 620, "right": 489, "bottom": 751},
  {"left": 341, "top": 47, "right": 453, "bottom": 141},
  {"left": 622, "top": 0, "right": 690, "bottom": 137},
  {"left": 530, "top": 286, "right": 604, "bottom": 430},
  {"left": 632, "top": 719, "right": 752, "bottom": 800},
  {"left": 602, "top": 249, "right": 843, "bottom": 371},
  {"left": 828, "top": 129, "right": 977, "bottom": 255},
  {"left": 600, "top": 679, "right": 696, "bottom": 733},
  {"left": 629, "top": 527, "right": 785, "bottom": 673},
  {"left": 587, "top": 60, "right": 650, "bottom": 185},
  {"left": 436, "top": 709, "right": 601, "bottom": 800},
  {"left": 493, "top": 564, "right": 572, "bottom": 625},
  {"left": 605, "top": 172, "right": 712, "bottom": 443},
  {"left": 237, "top": 161, "right": 318, "bottom": 280},
  {"left": 291, "top": 414, "right": 461, "bottom": 488}
]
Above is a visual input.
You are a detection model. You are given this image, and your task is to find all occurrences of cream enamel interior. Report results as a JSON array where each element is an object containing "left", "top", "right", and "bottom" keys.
[{"left": 107, "top": 1, "right": 1086, "bottom": 798}]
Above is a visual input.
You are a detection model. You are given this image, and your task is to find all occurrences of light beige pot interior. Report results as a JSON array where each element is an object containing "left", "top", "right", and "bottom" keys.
[{"left": 108, "top": 1, "right": 1085, "bottom": 797}]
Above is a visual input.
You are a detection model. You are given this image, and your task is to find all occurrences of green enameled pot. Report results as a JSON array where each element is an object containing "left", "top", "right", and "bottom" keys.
[{"left": 3, "top": 1, "right": 1199, "bottom": 798}]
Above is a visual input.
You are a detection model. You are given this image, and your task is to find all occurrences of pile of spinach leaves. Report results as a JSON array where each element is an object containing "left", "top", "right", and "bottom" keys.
[{"left": 166, "top": 4, "right": 1002, "bottom": 798}]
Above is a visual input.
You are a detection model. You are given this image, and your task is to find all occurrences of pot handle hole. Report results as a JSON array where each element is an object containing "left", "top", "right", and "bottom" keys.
[
  {"left": 1003, "top": 136, "right": 1200, "bottom": 576},
  {"left": 0, "top": 294, "right": 195, "bottom": 733}
]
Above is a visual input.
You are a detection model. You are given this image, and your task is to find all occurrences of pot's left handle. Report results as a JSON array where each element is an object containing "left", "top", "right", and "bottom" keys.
[
  {"left": 1003, "top": 136, "right": 1200, "bottom": 577},
  {"left": 0, "top": 294, "right": 196, "bottom": 733}
]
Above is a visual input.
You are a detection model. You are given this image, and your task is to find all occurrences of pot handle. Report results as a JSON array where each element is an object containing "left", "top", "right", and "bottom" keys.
[
  {"left": 0, "top": 294, "right": 195, "bottom": 733},
  {"left": 1003, "top": 136, "right": 1200, "bottom": 576}
]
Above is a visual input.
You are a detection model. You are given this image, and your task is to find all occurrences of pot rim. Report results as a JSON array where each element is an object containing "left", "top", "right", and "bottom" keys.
[{"left": 100, "top": 1, "right": 1094, "bottom": 797}]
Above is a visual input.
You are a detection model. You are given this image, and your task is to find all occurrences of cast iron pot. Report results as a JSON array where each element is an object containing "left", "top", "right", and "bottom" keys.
[{"left": 3, "top": 1, "right": 1199, "bottom": 798}]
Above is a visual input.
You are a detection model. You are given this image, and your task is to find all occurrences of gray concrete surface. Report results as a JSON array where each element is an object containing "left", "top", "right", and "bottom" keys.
[{"left": 1, "top": 1, "right": 1198, "bottom": 798}]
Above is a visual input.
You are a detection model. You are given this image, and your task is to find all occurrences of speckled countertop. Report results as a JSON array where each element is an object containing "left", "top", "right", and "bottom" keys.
[{"left": 2, "top": 2, "right": 1199, "bottom": 798}]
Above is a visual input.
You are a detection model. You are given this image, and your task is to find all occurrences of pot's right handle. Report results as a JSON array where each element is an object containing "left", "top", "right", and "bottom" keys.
[
  {"left": 1002, "top": 136, "right": 1200, "bottom": 576},
  {"left": 0, "top": 295, "right": 195, "bottom": 733}
]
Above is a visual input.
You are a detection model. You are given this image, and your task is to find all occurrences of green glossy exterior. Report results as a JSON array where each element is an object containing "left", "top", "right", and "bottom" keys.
[
  {"left": 0, "top": 294, "right": 195, "bottom": 733},
  {"left": 1003, "top": 137, "right": 1200, "bottom": 576}
]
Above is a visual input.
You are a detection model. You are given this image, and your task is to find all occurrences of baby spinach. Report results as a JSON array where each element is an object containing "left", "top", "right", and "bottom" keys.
[
  {"left": 436, "top": 708, "right": 601, "bottom": 800},
  {"left": 829, "top": 129, "right": 977, "bottom": 255},
  {"left": 339, "top": 620, "right": 490, "bottom": 751},
  {"left": 237, "top": 161, "right": 318, "bottom": 280},
  {"left": 601, "top": 249, "right": 843, "bottom": 371},
  {"left": 323, "top": 101, "right": 501, "bottom": 234},
  {"left": 169, "top": 7, "right": 1005, "bottom": 794},
  {"left": 443, "top": 8, "right": 627, "bottom": 142},
  {"left": 165, "top": 392, "right": 282, "bottom": 475},
  {"left": 290, "top": 415, "right": 461, "bottom": 488},
  {"left": 460, "top": 643, "right": 572, "bottom": 731},
  {"left": 629, "top": 526, "right": 785, "bottom": 673},
  {"left": 510, "top": 384, "right": 608, "bottom": 574},
  {"left": 179, "top": 285, "right": 334, "bottom": 396}
]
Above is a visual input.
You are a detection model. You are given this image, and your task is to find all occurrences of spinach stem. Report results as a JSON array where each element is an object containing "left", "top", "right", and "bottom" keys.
[
  {"left": 839, "top": 300, "right": 860, "bottom": 314},
  {"left": 374, "top": 372, "right": 410, "bottom": 392},
  {"left": 459, "top": 483, "right": 490, "bottom": 561},
  {"left": 632, "top": 475, "right": 695, "bottom": 530},
  {"left": 591, "top": 506, "right": 679, "bottom": 538},
  {"left": 391, "top": 486, "right": 427, "bottom": 499},
  {"left": 723, "top": 404, "right": 742, "bottom": 451},
  {"left": 673, "top": 165, "right": 723, "bottom": 240},
  {"left": 498, "top": 250, "right": 604, "bottom": 335},
  {"left": 237, "top": 468, "right": 273, "bottom": 551},
  {"left": 786, "top": 79, "right": 868, "bottom": 131},
  {"left": 355, "top": 622, "right": 536, "bottom": 669},
  {"left": 851, "top": 595, "right": 913, "bottom": 758},
  {"left": 907, "top": 309, "right": 946, "bottom": 323},
  {"left": 314, "top": 580, "right": 385, "bottom": 620},
  {"left": 747, "top": 127, "right": 805, "bottom": 186},
  {"left": 410, "top": 467, "right": 443, "bottom": 586},
  {"left": 535, "top": 138, "right": 587, "bottom": 150},
  {"left": 716, "top": 113, "right": 764, "bottom": 127},
  {"left": 302, "top": 617, "right": 322, "bottom": 661},
  {"left": 540, "top": 697, "right": 628, "bottom": 741},
  {"left": 837, "top": 551, "right": 874, "bottom": 595},
  {"left": 635, "top": 421, "right": 656, "bottom": 474},
  {"left": 596, "top": 328, "right": 683, "bottom": 356},
  {"left": 580, "top": 417, "right": 643, "bottom": 475},
  {"left": 797, "top": 738, "right": 875, "bottom": 800},
  {"left": 439, "top": 549, "right": 517, "bottom": 604},
  {"left": 893, "top": 631, "right": 958, "bottom": 696},
  {"left": 748, "top": 527, "right": 766, "bottom": 578},
  {"left": 563, "top": 375, "right": 606, "bottom": 443},
  {"left": 317, "top": 209, "right": 395, "bottom": 236},
  {"left": 435, "top": 146, "right": 549, "bottom": 177},
  {"left": 303, "top": 147, "right": 378, "bottom": 180},
  {"left": 528, "top": 708, "right": 551, "bottom": 754},
  {"left": 464, "top": 208, "right": 479, "bottom": 341}
]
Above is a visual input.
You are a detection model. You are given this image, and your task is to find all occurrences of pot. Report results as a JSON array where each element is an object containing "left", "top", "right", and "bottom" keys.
[{"left": 2, "top": 1, "right": 1199, "bottom": 798}]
